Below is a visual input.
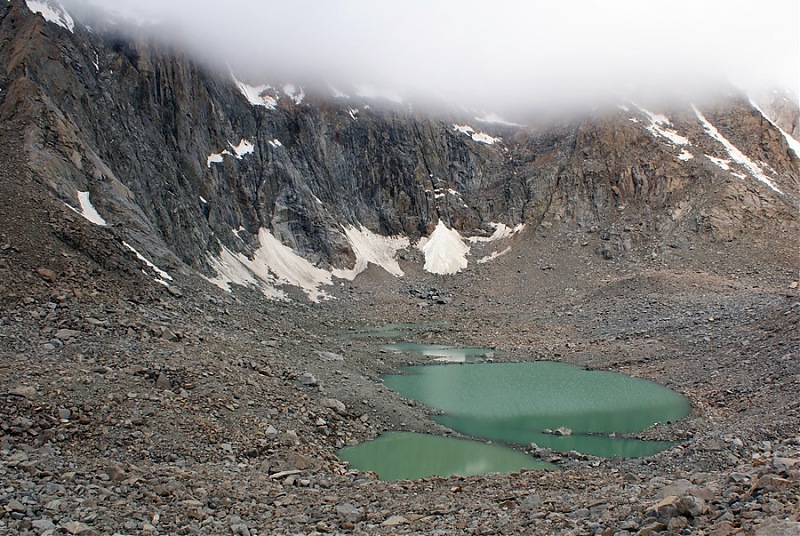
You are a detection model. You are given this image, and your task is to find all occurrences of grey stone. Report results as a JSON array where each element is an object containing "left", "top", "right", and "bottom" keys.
[
  {"left": 230, "top": 523, "right": 251, "bottom": 536},
  {"left": 299, "top": 372, "right": 319, "bottom": 386},
  {"left": 60, "top": 521, "right": 91, "bottom": 534},
  {"left": 322, "top": 397, "right": 346, "bottom": 414},
  {"left": 155, "top": 373, "right": 171, "bottom": 390},
  {"left": 382, "top": 515, "right": 409, "bottom": 527},
  {"left": 656, "top": 478, "right": 694, "bottom": 499},
  {"left": 54, "top": 328, "right": 81, "bottom": 340},
  {"left": 106, "top": 464, "right": 128, "bottom": 482},
  {"left": 5, "top": 499, "right": 25, "bottom": 513},
  {"left": 9, "top": 385, "right": 37, "bottom": 399},
  {"left": 772, "top": 456, "right": 798, "bottom": 472},
  {"left": 335, "top": 502, "right": 365, "bottom": 523},
  {"left": 754, "top": 520, "right": 800, "bottom": 536},
  {"left": 36, "top": 267, "right": 57, "bottom": 283},
  {"left": 676, "top": 495, "right": 706, "bottom": 517},
  {"left": 31, "top": 518, "right": 56, "bottom": 531}
]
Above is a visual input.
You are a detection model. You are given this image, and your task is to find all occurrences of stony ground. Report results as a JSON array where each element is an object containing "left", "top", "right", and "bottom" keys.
[{"left": 1, "top": 124, "right": 799, "bottom": 535}]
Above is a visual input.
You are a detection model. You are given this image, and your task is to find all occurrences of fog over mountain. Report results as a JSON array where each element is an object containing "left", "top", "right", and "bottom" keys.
[
  {"left": 66, "top": 0, "right": 799, "bottom": 112},
  {"left": 1, "top": 1, "right": 799, "bottom": 532}
]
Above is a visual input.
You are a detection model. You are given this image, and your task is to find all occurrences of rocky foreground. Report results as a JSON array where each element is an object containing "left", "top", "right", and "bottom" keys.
[{"left": 1, "top": 148, "right": 799, "bottom": 535}]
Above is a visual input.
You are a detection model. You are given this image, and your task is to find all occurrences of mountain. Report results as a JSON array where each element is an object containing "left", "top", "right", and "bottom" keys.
[
  {"left": 1, "top": 0, "right": 797, "bottom": 301},
  {"left": 1, "top": 2, "right": 799, "bottom": 534}
]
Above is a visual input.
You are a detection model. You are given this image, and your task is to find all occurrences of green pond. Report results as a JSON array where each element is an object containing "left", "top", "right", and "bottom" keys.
[
  {"left": 338, "top": 431, "right": 555, "bottom": 481},
  {"left": 380, "top": 342, "right": 495, "bottom": 363},
  {"left": 382, "top": 362, "right": 690, "bottom": 458}
]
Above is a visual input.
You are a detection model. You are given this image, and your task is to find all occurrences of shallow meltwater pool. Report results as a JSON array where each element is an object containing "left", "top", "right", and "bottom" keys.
[
  {"left": 337, "top": 431, "right": 556, "bottom": 481},
  {"left": 338, "top": 361, "right": 690, "bottom": 480}
]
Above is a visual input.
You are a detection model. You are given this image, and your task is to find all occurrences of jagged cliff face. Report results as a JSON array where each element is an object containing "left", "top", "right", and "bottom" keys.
[{"left": 0, "top": 0, "right": 797, "bottom": 300}]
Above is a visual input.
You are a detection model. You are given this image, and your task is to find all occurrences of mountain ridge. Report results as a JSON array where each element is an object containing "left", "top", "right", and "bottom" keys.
[{"left": 1, "top": 0, "right": 798, "bottom": 301}]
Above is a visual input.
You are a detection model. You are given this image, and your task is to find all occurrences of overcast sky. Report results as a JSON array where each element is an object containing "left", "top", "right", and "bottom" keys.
[{"left": 71, "top": 0, "right": 799, "bottom": 111}]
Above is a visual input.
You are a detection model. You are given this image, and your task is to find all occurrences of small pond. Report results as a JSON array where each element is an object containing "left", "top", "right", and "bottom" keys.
[
  {"left": 380, "top": 342, "right": 496, "bottom": 363},
  {"left": 382, "top": 362, "right": 690, "bottom": 458},
  {"left": 337, "top": 431, "right": 555, "bottom": 481}
]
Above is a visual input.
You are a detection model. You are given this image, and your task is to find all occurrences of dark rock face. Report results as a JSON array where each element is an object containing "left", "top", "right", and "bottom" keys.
[{"left": 0, "top": 0, "right": 797, "bottom": 283}]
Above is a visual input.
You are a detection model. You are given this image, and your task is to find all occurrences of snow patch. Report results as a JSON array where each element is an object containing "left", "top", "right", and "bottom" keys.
[
  {"left": 468, "top": 222, "right": 525, "bottom": 243},
  {"left": 453, "top": 124, "right": 474, "bottom": 136},
  {"left": 705, "top": 155, "right": 731, "bottom": 170},
  {"left": 122, "top": 241, "right": 173, "bottom": 286},
  {"left": 204, "top": 243, "right": 286, "bottom": 300},
  {"left": 230, "top": 139, "right": 254, "bottom": 158},
  {"left": 232, "top": 75, "right": 277, "bottom": 109},
  {"left": 207, "top": 139, "right": 254, "bottom": 167},
  {"left": 268, "top": 139, "right": 283, "bottom": 148},
  {"left": 254, "top": 229, "right": 332, "bottom": 302},
  {"left": 26, "top": 0, "right": 74, "bottom": 32},
  {"left": 76, "top": 191, "right": 107, "bottom": 226},
  {"left": 332, "top": 225, "right": 409, "bottom": 280},
  {"left": 199, "top": 196, "right": 208, "bottom": 204},
  {"left": 453, "top": 124, "right": 500, "bottom": 145},
  {"left": 206, "top": 225, "right": 410, "bottom": 301},
  {"left": 348, "top": 108, "right": 359, "bottom": 120},
  {"left": 636, "top": 105, "right": 690, "bottom": 145},
  {"left": 478, "top": 247, "right": 512, "bottom": 264},
  {"left": 471, "top": 132, "right": 500, "bottom": 144},
  {"left": 207, "top": 229, "right": 331, "bottom": 302},
  {"left": 231, "top": 226, "right": 245, "bottom": 241},
  {"left": 693, "top": 105, "right": 782, "bottom": 193},
  {"left": 282, "top": 84, "right": 305, "bottom": 104},
  {"left": 417, "top": 221, "right": 470, "bottom": 275},
  {"left": 677, "top": 149, "right": 694, "bottom": 161},
  {"left": 207, "top": 151, "right": 229, "bottom": 167}
]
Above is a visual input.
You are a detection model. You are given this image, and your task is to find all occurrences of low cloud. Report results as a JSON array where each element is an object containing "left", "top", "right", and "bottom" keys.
[{"left": 69, "top": 0, "right": 799, "bottom": 112}]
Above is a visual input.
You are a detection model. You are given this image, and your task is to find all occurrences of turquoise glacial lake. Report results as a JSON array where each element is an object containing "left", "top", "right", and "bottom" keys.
[{"left": 382, "top": 362, "right": 690, "bottom": 458}]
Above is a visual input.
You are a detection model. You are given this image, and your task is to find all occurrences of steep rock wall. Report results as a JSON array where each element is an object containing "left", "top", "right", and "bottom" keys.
[{"left": 0, "top": 0, "right": 797, "bottom": 290}]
